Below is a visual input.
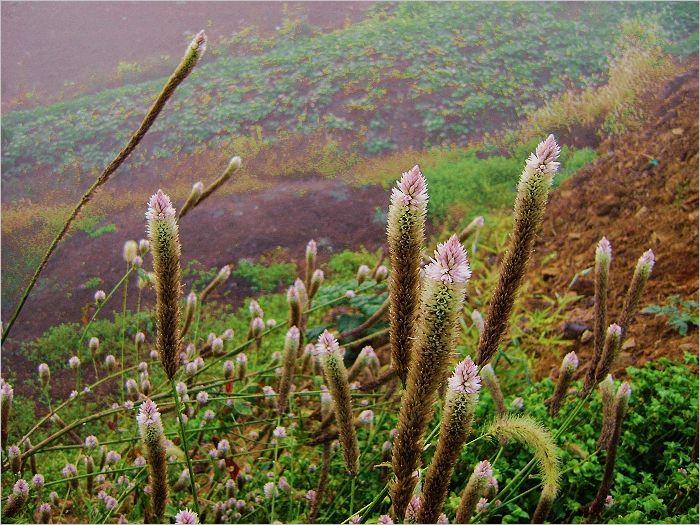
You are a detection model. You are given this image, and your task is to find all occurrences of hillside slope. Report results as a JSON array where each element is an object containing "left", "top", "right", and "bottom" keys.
[{"left": 531, "top": 65, "right": 699, "bottom": 375}]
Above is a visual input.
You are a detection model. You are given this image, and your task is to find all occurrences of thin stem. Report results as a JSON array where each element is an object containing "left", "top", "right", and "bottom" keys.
[
  {"left": 171, "top": 379, "right": 200, "bottom": 514},
  {"left": 1, "top": 35, "right": 204, "bottom": 344}
]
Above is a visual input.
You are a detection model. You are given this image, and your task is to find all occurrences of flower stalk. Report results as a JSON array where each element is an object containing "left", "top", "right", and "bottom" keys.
[
  {"left": 476, "top": 135, "right": 560, "bottom": 366},
  {"left": 316, "top": 331, "right": 359, "bottom": 476},
  {"left": 391, "top": 235, "right": 471, "bottom": 520},
  {"left": 418, "top": 357, "right": 481, "bottom": 523},
  {"left": 387, "top": 165, "right": 428, "bottom": 385}
]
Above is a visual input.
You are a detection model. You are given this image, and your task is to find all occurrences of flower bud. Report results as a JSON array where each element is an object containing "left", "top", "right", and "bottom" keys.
[
  {"left": 123, "top": 240, "right": 138, "bottom": 264},
  {"left": 94, "top": 289, "right": 106, "bottom": 303},
  {"left": 38, "top": 363, "right": 51, "bottom": 388},
  {"left": 356, "top": 264, "right": 370, "bottom": 285},
  {"left": 139, "top": 239, "right": 150, "bottom": 256},
  {"left": 374, "top": 265, "right": 388, "bottom": 283}
]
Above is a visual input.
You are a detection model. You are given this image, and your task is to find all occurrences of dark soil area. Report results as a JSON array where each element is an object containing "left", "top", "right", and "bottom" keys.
[
  {"left": 1, "top": 177, "right": 389, "bottom": 378},
  {"left": 529, "top": 66, "right": 699, "bottom": 378},
  {"left": 1, "top": 1, "right": 371, "bottom": 110}
]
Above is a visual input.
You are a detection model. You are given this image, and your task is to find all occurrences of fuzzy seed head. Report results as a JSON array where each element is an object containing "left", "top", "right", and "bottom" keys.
[
  {"left": 94, "top": 290, "right": 106, "bottom": 303},
  {"left": 378, "top": 515, "right": 394, "bottom": 524},
  {"left": 561, "top": 351, "right": 579, "bottom": 373},
  {"left": 311, "top": 268, "right": 324, "bottom": 284},
  {"left": 68, "top": 356, "right": 81, "bottom": 369},
  {"left": 89, "top": 337, "right": 100, "bottom": 352},
  {"left": 0, "top": 379, "right": 13, "bottom": 401},
  {"left": 273, "top": 426, "right": 287, "bottom": 438},
  {"left": 357, "top": 264, "right": 370, "bottom": 284},
  {"left": 249, "top": 300, "right": 264, "bottom": 318},
  {"left": 424, "top": 235, "right": 471, "bottom": 284},
  {"left": 391, "top": 165, "right": 428, "bottom": 211},
  {"left": 448, "top": 357, "right": 481, "bottom": 394}
]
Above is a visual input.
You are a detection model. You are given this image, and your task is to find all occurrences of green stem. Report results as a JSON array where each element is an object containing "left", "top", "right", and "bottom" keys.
[{"left": 171, "top": 379, "right": 200, "bottom": 514}]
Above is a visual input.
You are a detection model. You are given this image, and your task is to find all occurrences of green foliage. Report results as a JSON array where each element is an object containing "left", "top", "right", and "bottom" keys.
[
  {"left": 422, "top": 143, "right": 596, "bottom": 220},
  {"left": 641, "top": 295, "right": 699, "bottom": 336},
  {"left": 232, "top": 259, "right": 297, "bottom": 293},
  {"left": 326, "top": 248, "right": 378, "bottom": 281},
  {"left": 80, "top": 276, "right": 103, "bottom": 289},
  {"left": 2, "top": 3, "right": 695, "bottom": 178}
]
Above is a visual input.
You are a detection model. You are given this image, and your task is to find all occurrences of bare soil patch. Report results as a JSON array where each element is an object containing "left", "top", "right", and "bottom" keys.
[{"left": 528, "top": 65, "right": 699, "bottom": 378}]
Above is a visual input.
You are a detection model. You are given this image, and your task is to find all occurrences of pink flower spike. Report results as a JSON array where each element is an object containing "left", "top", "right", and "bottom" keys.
[
  {"left": 597, "top": 237, "right": 612, "bottom": 259},
  {"left": 608, "top": 324, "right": 622, "bottom": 337},
  {"left": 638, "top": 249, "right": 655, "bottom": 272},
  {"left": 146, "top": 190, "right": 176, "bottom": 221},
  {"left": 391, "top": 165, "right": 428, "bottom": 210},
  {"left": 562, "top": 351, "right": 579, "bottom": 373},
  {"left": 190, "top": 30, "right": 207, "bottom": 58},
  {"left": 175, "top": 508, "right": 199, "bottom": 524},
  {"left": 526, "top": 134, "right": 561, "bottom": 176},
  {"left": 425, "top": 235, "right": 471, "bottom": 284},
  {"left": 474, "top": 459, "right": 493, "bottom": 479},
  {"left": 315, "top": 330, "right": 341, "bottom": 356},
  {"left": 448, "top": 357, "right": 481, "bottom": 394},
  {"left": 618, "top": 382, "right": 632, "bottom": 398}
]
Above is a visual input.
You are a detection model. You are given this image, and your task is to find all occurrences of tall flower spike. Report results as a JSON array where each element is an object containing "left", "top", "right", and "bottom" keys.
[
  {"left": 618, "top": 250, "right": 655, "bottom": 337},
  {"left": 587, "top": 382, "right": 632, "bottom": 517},
  {"left": 277, "top": 326, "right": 301, "bottom": 415},
  {"left": 480, "top": 363, "right": 507, "bottom": 418},
  {"left": 200, "top": 265, "right": 231, "bottom": 302},
  {"left": 305, "top": 239, "right": 317, "bottom": 289},
  {"left": 455, "top": 460, "right": 493, "bottom": 523},
  {"left": 182, "top": 291, "right": 197, "bottom": 338},
  {"left": 597, "top": 374, "right": 616, "bottom": 449},
  {"left": 488, "top": 416, "right": 561, "bottom": 523},
  {"left": 179, "top": 181, "right": 204, "bottom": 217},
  {"left": 146, "top": 190, "right": 182, "bottom": 381},
  {"left": 547, "top": 351, "right": 579, "bottom": 416},
  {"left": 387, "top": 165, "right": 428, "bottom": 385},
  {"left": 180, "top": 155, "right": 241, "bottom": 220},
  {"left": 391, "top": 236, "right": 470, "bottom": 520},
  {"left": 309, "top": 269, "right": 324, "bottom": 300},
  {"left": 3, "top": 479, "right": 29, "bottom": 519},
  {"left": 1, "top": 379, "right": 13, "bottom": 445},
  {"left": 476, "top": 135, "right": 559, "bottom": 366},
  {"left": 419, "top": 358, "right": 481, "bottom": 522},
  {"left": 594, "top": 324, "right": 623, "bottom": 385},
  {"left": 316, "top": 330, "right": 359, "bottom": 476},
  {"left": 583, "top": 237, "right": 612, "bottom": 395},
  {"left": 137, "top": 399, "right": 168, "bottom": 521}
]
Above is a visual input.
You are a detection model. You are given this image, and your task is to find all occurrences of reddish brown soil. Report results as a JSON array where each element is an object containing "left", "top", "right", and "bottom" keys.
[
  {"left": 529, "top": 66, "right": 699, "bottom": 378},
  {"left": 1, "top": 1, "right": 371, "bottom": 110}
]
